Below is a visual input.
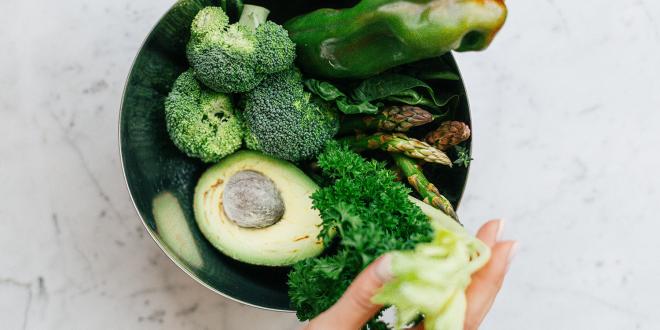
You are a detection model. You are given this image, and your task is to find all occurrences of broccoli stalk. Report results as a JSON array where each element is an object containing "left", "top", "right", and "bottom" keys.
[
  {"left": 238, "top": 5, "right": 269, "bottom": 32},
  {"left": 187, "top": 6, "right": 295, "bottom": 93}
]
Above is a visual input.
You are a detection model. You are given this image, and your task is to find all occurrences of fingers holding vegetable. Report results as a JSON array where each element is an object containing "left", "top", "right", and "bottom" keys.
[
  {"left": 372, "top": 223, "right": 491, "bottom": 330},
  {"left": 306, "top": 255, "right": 393, "bottom": 330},
  {"left": 308, "top": 219, "right": 517, "bottom": 330},
  {"left": 464, "top": 220, "right": 518, "bottom": 330}
]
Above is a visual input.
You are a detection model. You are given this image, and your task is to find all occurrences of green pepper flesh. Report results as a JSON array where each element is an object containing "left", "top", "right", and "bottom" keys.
[{"left": 285, "top": 0, "right": 507, "bottom": 78}]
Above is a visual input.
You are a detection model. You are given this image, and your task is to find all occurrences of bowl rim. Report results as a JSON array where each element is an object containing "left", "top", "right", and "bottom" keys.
[
  {"left": 117, "top": 0, "right": 295, "bottom": 313},
  {"left": 118, "top": 1, "right": 472, "bottom": 314}
]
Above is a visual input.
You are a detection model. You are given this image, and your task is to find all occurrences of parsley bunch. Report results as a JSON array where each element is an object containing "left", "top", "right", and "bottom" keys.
[{"left": 288, "top": 142, "right": 433, "bottom": 324}]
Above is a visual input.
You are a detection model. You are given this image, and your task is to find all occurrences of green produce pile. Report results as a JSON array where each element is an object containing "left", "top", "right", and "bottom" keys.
[{"left": 158, "top": 1, "right": 507, "bottom": 329}]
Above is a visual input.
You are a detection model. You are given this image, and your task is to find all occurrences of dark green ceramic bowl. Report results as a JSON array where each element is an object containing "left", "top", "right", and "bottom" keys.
[{"left": 119, "top": 0, "right": 472, "bottom": 312}]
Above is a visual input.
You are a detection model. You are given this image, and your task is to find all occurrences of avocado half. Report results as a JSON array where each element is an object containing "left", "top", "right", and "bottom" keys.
[{"left": 193, "top": 150, "right": 325, "bottom": 266}]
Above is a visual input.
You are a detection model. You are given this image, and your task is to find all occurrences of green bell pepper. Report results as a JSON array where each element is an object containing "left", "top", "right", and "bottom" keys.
[{"left": 285, "top": 0, "right": 507, "bottom": 79}]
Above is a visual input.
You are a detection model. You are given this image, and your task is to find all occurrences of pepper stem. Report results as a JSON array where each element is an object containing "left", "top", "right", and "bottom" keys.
[{"left": 238, "top": 5, "right": 270, "bottom": 32}]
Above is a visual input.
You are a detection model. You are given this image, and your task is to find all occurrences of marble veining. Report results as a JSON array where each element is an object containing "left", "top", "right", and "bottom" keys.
[{"left": 1, "top": 0, "right": 660, "bottom": 329}]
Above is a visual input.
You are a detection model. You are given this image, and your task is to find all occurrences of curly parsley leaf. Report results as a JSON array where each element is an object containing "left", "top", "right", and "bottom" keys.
[
  {"left": 288, "top": 142, "right": 433, "bottom": 321},
  {"left": 453, "top": 145, "right": 473, "bottom": 168}
]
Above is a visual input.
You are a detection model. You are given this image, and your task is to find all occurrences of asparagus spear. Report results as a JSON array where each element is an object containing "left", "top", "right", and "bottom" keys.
[
  {"left": 425, "top": 121, "right": 471, "bottom": 151},
  {"left": 341, "top": 133, "right": 452, "bottom": 166},
  {"left": 339, "top": 105, "right": 434, "bottom": 135},
  {"left": 392, "top": 154, "right": 458, "bottom": 220}
]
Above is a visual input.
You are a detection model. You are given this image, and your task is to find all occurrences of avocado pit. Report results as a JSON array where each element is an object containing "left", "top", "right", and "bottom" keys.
[{"left": 222, "top": 170, "right": 285, "bottom": 228}]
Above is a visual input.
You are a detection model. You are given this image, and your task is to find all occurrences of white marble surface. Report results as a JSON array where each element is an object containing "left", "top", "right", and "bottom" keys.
[{"left": 1, "top": 0, "right": 659, "bottom": 329}]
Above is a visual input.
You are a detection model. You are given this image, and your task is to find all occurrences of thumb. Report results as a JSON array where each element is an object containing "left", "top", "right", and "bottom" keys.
[{"left": 306, "top": 255, "right": 393, "bottom": 330}]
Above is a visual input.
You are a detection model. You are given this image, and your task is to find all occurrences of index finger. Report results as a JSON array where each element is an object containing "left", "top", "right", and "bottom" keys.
[{"left": 464, "top": 240, "right": 517, "bottom": 330}]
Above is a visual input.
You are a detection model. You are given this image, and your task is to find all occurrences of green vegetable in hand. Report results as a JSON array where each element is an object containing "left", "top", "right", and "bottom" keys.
[
  {"left": 242, "top": 67, "right": 339, "bottom": 162},
  {"left": 187, "top": 5, "right": 295, "bottom": 93},
  {"left": 285, "top": 0, "right": 507, "bottom": 78},
  {"left": 372, "top": 222, "right": 490, "bottom": 330},
  {"left": 164, "top": 70, "right": 243, "bottom": 163},
  {"left": 341, "top": 133, "right": 452, "bottom": 165},
  {"left": 392, "top": 154, "right": 458, "bottom": 220},
  {"left": 289, "top": 143, "right": 488, "bottom": 328},
  {"left": 339, "top": 105, "right": 434, "bottom": 135},
  {"left": 288, "top": 142, "right": 433, "bottom": 326}
]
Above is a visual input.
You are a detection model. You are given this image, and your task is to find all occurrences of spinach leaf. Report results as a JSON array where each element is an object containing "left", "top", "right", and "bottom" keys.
[
  {"left": 401, "top": 57, "right": 461, "bottom": 81},
  {"left": 386, "top": 89, "right": 460, "bottom": 109},
  {"left": 304, "top": 79, "right": 344, "bottom": 101},
  {"left": 415, "top": 71, "right": 460, "bottom": 81},
  {"left": 305, "top": 69, "right": 460, "bottom": 115},
  {"left": 352, "top": 73, "right": 458, "bottom": 111},
  {"left": 304, "top": 79, "right": 379, "bottom": 115}
]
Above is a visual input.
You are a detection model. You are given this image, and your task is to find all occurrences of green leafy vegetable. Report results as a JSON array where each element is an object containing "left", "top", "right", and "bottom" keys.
[
  {"left": 414, "top": 71, "right": 461, "bottom": 81},
  {"left": 453, "top": 145, "right": 473, "bottom": 168},
  {"left": 304, "top": 79, "right": 379, "bottom": 115},
  {"left": 352, "top": 73, "right": 459, "bottom": 111},
  {"left": 288, "top": 142, "right": 433, "bottom": 326},
  {"left": 288, "top": 143, "right": 488, "bottom": 329},
  {"left": 401, "top": 57, "right": 461, "bottom": 81},
  {"left": 304, "top": 72, "right": 459, "bottom": 115},
  {"left": 372, "top": 223, "right": 490, "bottom": 330},
  {"left": 303, "top": 79, "right": 345, "bottom": 100}
]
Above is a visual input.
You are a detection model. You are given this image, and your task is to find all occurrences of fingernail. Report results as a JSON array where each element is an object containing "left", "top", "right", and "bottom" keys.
[
  {"left": 496, "top": 219, "right": 505, "bottom": 241},
  {"left": 507, "top": 242, "right": 519, "bottom": 266},
  {"left": 375, "top": 254, "right": 393, "bottom": 282}
]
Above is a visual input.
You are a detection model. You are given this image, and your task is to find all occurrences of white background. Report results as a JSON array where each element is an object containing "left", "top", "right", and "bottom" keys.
[{"left": 2, "top": 0, "right": 659, "bottom": 329}]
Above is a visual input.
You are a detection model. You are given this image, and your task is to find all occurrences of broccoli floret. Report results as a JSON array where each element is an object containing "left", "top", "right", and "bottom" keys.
[
  {"left": 186, "top": 5, "right": 295, "bottom": 93},
  {"left": 242, "top": 67, "right": 339, "bottom": 162},
  {"left": 164, "top": 70, "right": 243, "bottom": 162},
  {"left": 255, "top": 21, "right": 296, "bottom": 73}
]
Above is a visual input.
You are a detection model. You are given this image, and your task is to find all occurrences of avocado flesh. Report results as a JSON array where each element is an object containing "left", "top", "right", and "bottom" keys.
[
  {"left": 153, "top": 192, "right": 204, "bottom": 269},
  {"left": 193, "top": 150, "right": 325, "bottom": 266}
]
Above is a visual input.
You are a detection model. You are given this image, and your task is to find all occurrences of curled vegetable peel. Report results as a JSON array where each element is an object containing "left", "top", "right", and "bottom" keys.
[{"left": 372, "top": 222, "right": 490, "bottom": 330}]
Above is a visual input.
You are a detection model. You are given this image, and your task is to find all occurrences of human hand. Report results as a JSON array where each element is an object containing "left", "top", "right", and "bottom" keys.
[{"left": 305, "top": 219, "right": 517, "bottom": 330}]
